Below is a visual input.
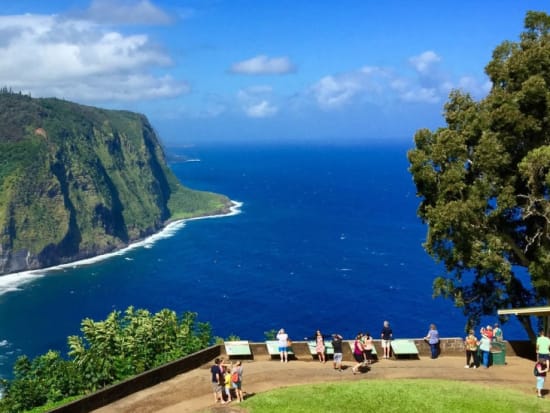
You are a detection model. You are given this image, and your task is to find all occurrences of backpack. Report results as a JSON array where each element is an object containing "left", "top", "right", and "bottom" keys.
[
  {"left": 534, "top": 363, "right": 541, "bottom": 377},
  {"left": 231, "top": 371, "right": 239, "bottom": 383}
]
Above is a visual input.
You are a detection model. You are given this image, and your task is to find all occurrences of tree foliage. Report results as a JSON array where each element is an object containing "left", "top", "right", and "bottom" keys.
[
  {"left": 0, "top": 307, "right": 212, "bottom": 412},
  {"left": 408, "top": 11, "right": 550, "bottom": 340}
]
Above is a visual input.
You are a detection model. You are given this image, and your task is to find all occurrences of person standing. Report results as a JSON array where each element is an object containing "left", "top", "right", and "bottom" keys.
[
  {"left": 464, "top": 329, "right": 479, "bottom": 368},
  {"left": 277, "top": 328, "right": 290, "bottom": 363},
  {"left": 424, "top": 323, "right": 440, "bottom": 359},
  {"left": 210, "top": 358, "right": 225, "bottom": 404},
  {"left": 231, "top": 361, "right": 244, "bottom": 403},
  {"left": 351, "top": 333, "right": 365, "bottom": 374},
  {"left": 537, "top": 330, "right": 550, "bottom": 369},
  {"left": 493, "top": 323, "right": 503, "bottom": 342},
  {"left": 381, "top": 320, "right": 393, "bottom": 359},
  {"left": 314, "top": 330, "right": 326, "bottom": 363},
  {"left": 362, "top": 332, "right": 374, "bottom": 364},
  {"left": 331, "top": 333, "right": 344, "bottom": 371},
  {"left": 535, "top": 356, "right": 549, "bottom": 398},
  {"left": 479, "top": 328, "right": 492, "bottom": 368}
]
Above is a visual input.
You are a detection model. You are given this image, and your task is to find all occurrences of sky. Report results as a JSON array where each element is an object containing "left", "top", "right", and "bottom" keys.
[{"left": 0, "top": 0, "right": 549, "bottom": 145}]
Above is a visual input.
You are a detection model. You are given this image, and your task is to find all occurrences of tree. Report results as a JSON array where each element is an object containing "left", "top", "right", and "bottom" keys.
[{"left": 408, "top": 11, "right": 550, "bottom": 341}]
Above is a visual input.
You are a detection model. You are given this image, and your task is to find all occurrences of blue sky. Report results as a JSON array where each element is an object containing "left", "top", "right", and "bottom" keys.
[{"left": 1, "top": 0, "right": 549, "bottom": 144}]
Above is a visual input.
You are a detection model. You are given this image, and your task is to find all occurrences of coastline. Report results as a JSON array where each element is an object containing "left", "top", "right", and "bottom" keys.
[{"left": 0, "top": 200, "right": 243, "bottom": 297}]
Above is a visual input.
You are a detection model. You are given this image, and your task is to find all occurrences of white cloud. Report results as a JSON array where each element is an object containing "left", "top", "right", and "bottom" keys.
[
  {"left": 409, "top": 50, "right": 441, "bottom": 74},
  {"left": 310, "top": 50, "right": 490, "bottom": 110},
  {"left": 82, "top": 0, "right": 172, "bottom": 25},
  {"left": 238, "top": 86, "right": 278, "bottom": 118},
  {"left": 311, "top": 75, "right": 362, "bottom": 109},
  {"left": 230, "top": 55, "right": 295, "bottom": 75},
  {"left": 0, "top": 12, "right": 186, "bottom": 103},
  {"left": 245, "top": 100, "right": 278, "bottom": 118}
]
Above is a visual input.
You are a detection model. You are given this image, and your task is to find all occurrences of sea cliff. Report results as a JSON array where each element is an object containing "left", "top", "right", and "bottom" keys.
[{"left": 0, "top": 91, "right": 230, "bottom": 274}]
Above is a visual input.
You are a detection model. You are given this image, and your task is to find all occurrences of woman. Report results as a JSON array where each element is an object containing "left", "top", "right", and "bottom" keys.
[
  {"left": 424, "top": 323, "right": 440, "bottom": 359},
  {"left": 351, "top": 333, "right": 365, "bottom": 374},
  {"left": 276, "top": 328, "right": 289, "bottom": 363},
  {"left": 464, "top": 329, "right": 479, "bottom": 368},
  {"left": 479, "top": 328, "right": 491, "bottom": 368},
  {"left": 362, "top": 332, "right": 374, "bottom": 364},
  {"left": 314, "top": 330, "right": 326, "bottom": 363},
  {"left": 231, "top": 361, "right": 244, "bottom": 402}
]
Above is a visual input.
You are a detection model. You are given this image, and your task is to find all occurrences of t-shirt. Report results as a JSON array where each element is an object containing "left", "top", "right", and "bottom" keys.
[
  {"left": 332, "top": 337, "right": 343, "bottom": 353},
  {"left": 537, "top": 336, "right": 550, "bottom": 355},
  {"left": 381, "top": 326, "right": 392, "bottom": 340},
  {"left": 210, "top": 364, "right": 222, "bottom": 383},
  {"left": 465, "top": 334, "right": 478, "bottom": 351},
  {"left": 277, "top": 332, "right": 288, "bottom": 347},
  {"left": 426, "top": 329, "right": 439, "bottom": 344}
]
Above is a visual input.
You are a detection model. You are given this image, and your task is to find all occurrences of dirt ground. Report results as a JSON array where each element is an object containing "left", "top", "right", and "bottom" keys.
[{"left": 91, "top": 355, "right": 544, "bottom": 413}]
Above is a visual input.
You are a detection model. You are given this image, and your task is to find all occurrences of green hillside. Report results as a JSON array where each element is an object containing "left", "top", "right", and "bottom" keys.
[{"left": 0, "top": 90, "right": 230, "bottom": 274}]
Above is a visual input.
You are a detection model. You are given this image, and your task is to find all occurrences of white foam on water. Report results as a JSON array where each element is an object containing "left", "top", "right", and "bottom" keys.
[{"left": 0, "top": 201, "right": 242, "bottom": 297}]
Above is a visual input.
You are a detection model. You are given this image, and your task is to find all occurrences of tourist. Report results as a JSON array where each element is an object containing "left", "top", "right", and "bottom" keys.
[
  {"left": 535, "top": 356, "right": 549, "bottom": 398},
  {"left": 277, "top": 328, "right": 290, "bottom": 363},
  {"left": 493, "top": 323, "right": 503, "bottom": 342},
  {"left": 537, "top": 330, "right": 550, "bottom": 369},
  {"left": 464, "top": 329, "right": 479, "bottom": 368},
  {"left": 331, "top": 333, "right": 344, "bottom": 371},
  {"left": 424, "top": 323, "right": 440, "bottom": 359},
  {"left": 381, "top": 320, "right": 393, "bottom": 359},
  {"left": 210, "top": 358, "right": 225, "bottom": 404},
  {"left": 313, "top": 330, "right": 327, "bottom": 363},
  {"left": 362, "top": 331, "right": 374, "bottom": 364},
  {"left": 224, "top": 367, "right": 233, "bottom": 402},
  {"left": 352, "top": 333, "right": 365, "bottom": 374},
  {"left": 231, "top": 361, "right": 244, "bottom": 402},
  {"left": 479, "top": 328, "right": 492, "bottom": 368}
]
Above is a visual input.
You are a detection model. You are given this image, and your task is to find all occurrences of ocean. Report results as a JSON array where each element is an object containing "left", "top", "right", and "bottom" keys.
[{"left": 0, "top": 141, "right": 528, "bottom": 379}]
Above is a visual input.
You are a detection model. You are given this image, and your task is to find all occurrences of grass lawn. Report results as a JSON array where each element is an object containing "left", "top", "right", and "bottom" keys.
[{"left": 234, "top": 379, "right": 549, "bottom": 413}]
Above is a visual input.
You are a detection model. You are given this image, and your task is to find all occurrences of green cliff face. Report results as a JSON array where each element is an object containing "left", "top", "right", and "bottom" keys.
[{"left": 0, "top": 92, "right": 230, "bottom": 274}]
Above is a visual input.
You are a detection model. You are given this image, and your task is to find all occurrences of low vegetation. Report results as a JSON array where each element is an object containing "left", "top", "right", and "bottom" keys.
[
  {"left": 0, "top": 307, "right": 212, "bottom": 413},
  {"left": 238, "top": 379, "right": 545, "bottom": 413}
]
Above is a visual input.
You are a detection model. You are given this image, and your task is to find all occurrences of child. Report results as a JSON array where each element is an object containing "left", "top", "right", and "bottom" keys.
[
  {"left": 224, "top": 368, "right": 233, "bottom": 402},
  {"left": 536, "top": 357, "right": 549, "bottom": 398}
]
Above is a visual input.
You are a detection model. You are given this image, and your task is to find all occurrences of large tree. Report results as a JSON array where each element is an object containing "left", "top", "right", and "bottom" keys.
[{"left": 408, "top": 11, "right": 550, "bottom": 341}]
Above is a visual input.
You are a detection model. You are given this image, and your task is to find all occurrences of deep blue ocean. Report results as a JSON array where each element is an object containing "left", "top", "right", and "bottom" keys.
[{"left": 0, "top": 142, "right": 529, "bottom": 379}]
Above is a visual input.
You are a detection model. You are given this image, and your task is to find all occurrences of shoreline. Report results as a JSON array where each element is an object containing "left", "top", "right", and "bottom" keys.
[{"left": 0, "top": 200, "right": 243, "bottom": 297}]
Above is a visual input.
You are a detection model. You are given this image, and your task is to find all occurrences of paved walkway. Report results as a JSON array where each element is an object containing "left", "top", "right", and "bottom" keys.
[{"left": 92, "top": 355, "right": 539, "bottom": 413}]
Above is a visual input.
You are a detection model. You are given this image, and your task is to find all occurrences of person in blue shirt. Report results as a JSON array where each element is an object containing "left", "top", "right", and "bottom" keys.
[{"left": 424, "top": 323, "right": 440, "bottom": 359}]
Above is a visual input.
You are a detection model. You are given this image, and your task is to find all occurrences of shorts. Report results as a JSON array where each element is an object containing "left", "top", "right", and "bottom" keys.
[
  {"left": 232, "top": 381, "right": 242, "bottom": 389},
  {"left": 278, "top": 346, "right": 288, "bottom": 352},
  {"left": 540, "top": 353, "right": 550, "bottom": 360},
  {"left": 353, "top": 352, "right": 364, "bottom": 363},
  {"left": 333, "top": 353, "right": 343, "bottom": 363},
  {"left": 211, "top": 382, "right": 222, "bottom": 393},
  {"left": 537, "top": 376, "right": 545, "bottom": 390},
  {"left": 381, "top": 339, "right": 391, "bottom": 348}
]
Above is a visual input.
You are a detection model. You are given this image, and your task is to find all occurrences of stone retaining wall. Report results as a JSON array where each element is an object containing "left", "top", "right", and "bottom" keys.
[{"left": 50, "top": 338, "right": 533, "bottom": 412}]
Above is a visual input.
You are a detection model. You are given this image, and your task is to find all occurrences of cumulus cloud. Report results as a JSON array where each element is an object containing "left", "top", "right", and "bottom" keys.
[
  {"left": 0, "top": 9, "right": 186, "bottom": 103},
  {"left": 310, "top": 50, "right": 490, "bottom": 110},
  {"left": 245, "top": 100, "right": 278, "bottom": 118},
  {"left": 409, "top": 50, "right": 441, "bottom": 75},
  {"left": 238, "top": 86, "right": 278, "bottom": 118},
  {"left": 82, "top": 0, "right": 172, "bottom": 25},
  {"left": 230, "top": 55, "right": 295, "bottom": 75}
]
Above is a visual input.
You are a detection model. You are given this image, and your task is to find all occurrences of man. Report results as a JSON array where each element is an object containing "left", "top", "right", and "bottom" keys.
[
  {"left": 380, "top": 320, "right": 393, "bottom": 359},
  {"left": 331, "top": 334, "right": 343, "bottom": 371},
  {"left": 537, "top": 330, "right": 550, "bottom": 369},
  {"left": 210, "top": 358, "right": 225, "bottom": 404}
]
